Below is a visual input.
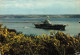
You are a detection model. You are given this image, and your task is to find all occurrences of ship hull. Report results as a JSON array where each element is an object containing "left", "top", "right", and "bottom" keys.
[{"left": 34, "top": 24, "right": 66, "bottom": 30}]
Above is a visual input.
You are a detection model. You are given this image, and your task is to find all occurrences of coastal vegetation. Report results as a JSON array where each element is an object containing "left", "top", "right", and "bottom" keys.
[
  {"left": 0, "top": 15, "right": 80, "bottom": 18},
  {"left": 0, "top": 25, "right": 80, "bottom": 55}
]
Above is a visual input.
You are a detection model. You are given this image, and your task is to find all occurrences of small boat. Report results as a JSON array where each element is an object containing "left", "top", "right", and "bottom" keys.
[
  {"left": 34, "top": 16, "right": 67, "bottom": 30},
  {"left": 79, "top": 21, "right": 80, "bottom": 23},
  {"left": 23, "top": 26, "right": 29, "bottom": 28}
]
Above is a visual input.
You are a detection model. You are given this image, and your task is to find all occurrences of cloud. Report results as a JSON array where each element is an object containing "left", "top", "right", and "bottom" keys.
[
  {"left": 0, "top": 0, "right": 80, "bottom": 14},
  {"left": 0, "top": 0, "right": 53, "bottom": 9}
]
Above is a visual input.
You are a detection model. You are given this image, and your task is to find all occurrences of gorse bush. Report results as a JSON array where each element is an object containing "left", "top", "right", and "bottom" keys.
[{"left": 0, "top": 28, "right": 80, "bottom": 55}]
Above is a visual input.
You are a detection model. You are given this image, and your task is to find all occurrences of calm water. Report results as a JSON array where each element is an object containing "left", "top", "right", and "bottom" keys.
[{"left": 0, "top": 18, "right": 80, "bottom": 36}]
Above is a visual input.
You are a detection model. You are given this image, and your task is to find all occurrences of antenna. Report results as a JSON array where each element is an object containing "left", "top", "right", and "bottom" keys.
[{"left": 46, "top": 16, "right": 50, "bottom": 20}]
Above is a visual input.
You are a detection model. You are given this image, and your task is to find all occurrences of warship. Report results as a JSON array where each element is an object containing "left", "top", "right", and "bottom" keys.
[{"left": 34, "top": 16, "right": 67, "bottom": 30}]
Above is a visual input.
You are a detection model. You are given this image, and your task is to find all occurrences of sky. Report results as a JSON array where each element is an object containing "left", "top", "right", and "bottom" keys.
[{"left": 0, "top": 0, "right": 80, "bottom": 15}]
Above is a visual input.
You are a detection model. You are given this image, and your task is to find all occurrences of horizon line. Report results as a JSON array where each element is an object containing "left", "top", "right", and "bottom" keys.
[{"left": 0, "top": 14, "right": 80, "bottom": 15}]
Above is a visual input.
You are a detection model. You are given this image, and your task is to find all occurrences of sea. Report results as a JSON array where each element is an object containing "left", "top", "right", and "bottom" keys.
[{"left": 0, "top": 18, "right": 80, "bottom": 36}]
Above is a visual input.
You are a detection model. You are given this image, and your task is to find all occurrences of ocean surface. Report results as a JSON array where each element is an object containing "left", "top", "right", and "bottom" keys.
[{"left": 0, "top": 18, "right": 80, "bottom": 36}]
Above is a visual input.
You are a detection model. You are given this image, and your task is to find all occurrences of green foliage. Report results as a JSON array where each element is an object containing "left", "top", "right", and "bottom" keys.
[{"left": 0, "top": 28, "right": 80, "bottom": 55}]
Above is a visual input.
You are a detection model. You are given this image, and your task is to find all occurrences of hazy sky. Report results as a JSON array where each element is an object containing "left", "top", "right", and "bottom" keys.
[{"left": 0, "top": 0, "right": 80, "bottom": 15}]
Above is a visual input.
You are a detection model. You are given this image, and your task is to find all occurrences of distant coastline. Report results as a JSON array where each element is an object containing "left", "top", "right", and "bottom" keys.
[{"left": 0, "top": 14, "right": 80, "bottom": 18}]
